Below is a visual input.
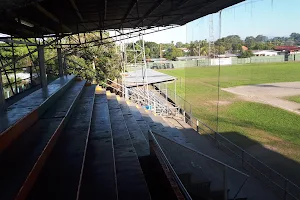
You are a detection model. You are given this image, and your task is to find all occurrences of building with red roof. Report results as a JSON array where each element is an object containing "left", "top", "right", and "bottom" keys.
[{"left": 274, "top": 46, "right": 300, "bottom": 52}]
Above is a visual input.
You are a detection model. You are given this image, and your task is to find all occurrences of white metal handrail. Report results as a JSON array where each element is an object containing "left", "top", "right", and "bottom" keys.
[{"left": 106, "top": 82, "right": 170, "bottom": 115}]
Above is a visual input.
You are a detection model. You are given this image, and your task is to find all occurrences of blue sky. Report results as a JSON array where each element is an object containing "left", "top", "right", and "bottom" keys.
[{"left": 144, "top": 0, "right": 300, "bottom": 43}]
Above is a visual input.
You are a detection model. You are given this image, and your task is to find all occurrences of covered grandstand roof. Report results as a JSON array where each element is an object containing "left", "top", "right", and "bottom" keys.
[
  {"left": 124, "top": 69, "right": 176, "bottom": 87},
  {"left": 0, "top": 0, "right": 244, "bottom": 37}
]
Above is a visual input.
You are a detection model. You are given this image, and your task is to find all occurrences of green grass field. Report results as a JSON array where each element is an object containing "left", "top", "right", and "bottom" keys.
[
  {"left": 159, "top": 62, "right": 300, "bottom": 163},
  {"left": 286, "top": 95, "right": 300, "bottom": 103}
]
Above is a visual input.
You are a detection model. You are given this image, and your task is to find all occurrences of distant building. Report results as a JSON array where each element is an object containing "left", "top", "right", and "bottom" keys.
[
  {"left": 218, "top": 53, "right": 239, "bottom": 58},
  {"left": 176, "top": 56, "right": 207, "bottom": 61},
  {"left": 178, "top": 48, "right": 190, "bottom": 53},
  {"left": 274, "top": 46, "right": 300, "bottom": 54},
  {"left": 146, "top": 58, "right": 167, "bottom": 62},
  {"left": 252, "top": 50, "right": 278, "bottom": 56}
]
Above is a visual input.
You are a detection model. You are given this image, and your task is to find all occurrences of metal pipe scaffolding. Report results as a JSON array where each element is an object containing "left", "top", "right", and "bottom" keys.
[{"left": 0, "top": 70, "right": 5, "bottom": 112}]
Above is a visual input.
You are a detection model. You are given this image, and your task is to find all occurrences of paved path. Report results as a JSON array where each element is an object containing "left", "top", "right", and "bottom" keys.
[{"left": 222, "top": 82, "right": 300, "bottom": 114}]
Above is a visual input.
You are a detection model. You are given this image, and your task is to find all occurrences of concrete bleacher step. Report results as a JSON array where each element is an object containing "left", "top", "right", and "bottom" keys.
[
  {"left": 119, "top": 95, "right": 186, "bottom": 200},
  {"left": 0, "top": 79, "right": 86, "bottom": 200},
  {"left": 116, "top": 96, "right": 149, "bottom": 157},
  {"left": 137, "top": 106, "right": 188, "bottom": 145},
  {"left": 125, "top": 102, "right": 151, "bottom": 141},
  {"left": 27, "top": 85, "right": 95, "bottom": 200},
  {"left": 0, "top": 75, "right": 76, "bottom": 153},
  {"left": 79, "top": 88, "right": 118, "bottom": 200},
  {"left": 131, "top": 105, "right": 214, "bottom": 196},
  {"left": 107, "top": 92, "right": 151, "bottom": 200}
]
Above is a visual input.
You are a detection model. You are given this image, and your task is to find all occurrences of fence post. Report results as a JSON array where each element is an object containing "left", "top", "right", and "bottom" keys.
[
  {"left": 30, "top": 66, "right": 33, "bottom": 86},
  {"left": 174, "top": 79, "right": 177, "bottom": 105},
  {"left": 0, "top": 70, "right": 5, "bottom": 112},
  {"left": 197, "top": 120, "right": 199, "bottom": 133},
  {"left": 57, "top": 48, "right": 63, "bottom": 77},
  {"left": 166, "top": 87, "right": 168, "bottom": 101},
  {"left": 38, "top": 45, "right": 47, "bottom": 88},
  {"left": 223, "top": 166, "right": 228, "bottom": 200}
]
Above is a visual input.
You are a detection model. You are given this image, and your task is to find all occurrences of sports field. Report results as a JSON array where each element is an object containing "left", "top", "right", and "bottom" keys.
[
  {"left": 286, "top": 95, "right": 300, "bottom": 103},
  {"left": 159, "top": 62, "right": 300, "bottom": 166}
]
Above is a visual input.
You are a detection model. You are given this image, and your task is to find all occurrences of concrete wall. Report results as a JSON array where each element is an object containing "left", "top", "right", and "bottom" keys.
[
  {"left": 126, "top": 54, "right": 300, "bottom": 71},
  {"left": 171, "top": 55, "right": 300, "bottom": 68}
]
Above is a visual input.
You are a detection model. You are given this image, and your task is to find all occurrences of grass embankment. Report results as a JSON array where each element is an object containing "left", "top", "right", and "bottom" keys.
[
  {"left": 286, "top": 95, "right": 300, "bottom": 103},
  {"left": 159, "top": 62, "right": 300, "bottom": 162}
]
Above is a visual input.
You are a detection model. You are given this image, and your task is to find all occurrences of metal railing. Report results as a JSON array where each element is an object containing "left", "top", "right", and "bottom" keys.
[
  {"left": 95, "top": 77, "right": 249, "bottom": 200},
  {"left": 148, "top": 130, "right": 193, "bottom": 200},
  {"left": 157, "top": 84, "right": 300, "bottom": 200},
  {"left": 151, "top": 130, "right": 249, "bottom": 200},
  {"left": 2, "top": 66, "right": 41, "bottom": 99},
  {"left": 106, "top": 79, "right": 179, "bottom": 116}
]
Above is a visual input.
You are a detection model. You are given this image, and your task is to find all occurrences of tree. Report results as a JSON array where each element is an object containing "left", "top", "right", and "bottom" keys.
[
  {"left": 215, "top": 45, "right": 226, "bottom": 54},
  {"left": 255, "top": 35, "right": 268, "bottom": 42},
  {"left": 65, "top": 31, "right": 121, "bottom": 83},
  {"left": 175, "top": 42, "right": 183, "bottom": 48},
  {"left": 253, "top": 42, "right": 265, "bottom": 50},
  {"left": 239, "top": 50, "right": 254, "bottom": 58},
  {"left": 164, "top": 47, "right": 183, "bottom": 60},
  {"left": 290, "top": 33, "right": 300, "bottom": 45},
  {"left": 245, "top": 36, "right": 256, "bottom": 49},
  {"left": 188, "top": 41, "right": 197, "bottom": 56},
  {"left": 145, "top": 41, "right": 160, "bottom": 58}
]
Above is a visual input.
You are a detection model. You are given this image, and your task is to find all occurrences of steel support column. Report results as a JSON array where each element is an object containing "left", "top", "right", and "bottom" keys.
[
  {"left": 57, "top": 48, "right": 63, "bottom": 77},
  {"left": 38, "top": 45, "right": 47, "bottom": 88},
  {"left": 63, "top": 57, "right": 67, "bottom": 76},
  {"left": 0, "top": 70, "right": 5, "bottom": 111},
  {"left": 174, "top": 79, "right": 177, "bottom": 105}
]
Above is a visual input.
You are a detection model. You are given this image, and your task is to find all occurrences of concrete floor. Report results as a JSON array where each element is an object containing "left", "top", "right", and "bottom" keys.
[{"left": 222, "top": 82, "right": 300, "bottom": 115}]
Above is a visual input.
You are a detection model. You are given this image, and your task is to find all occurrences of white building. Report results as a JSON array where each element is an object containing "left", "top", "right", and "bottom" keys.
[{"left": 253, "top": 50, "right": 278, "bottom": 56}]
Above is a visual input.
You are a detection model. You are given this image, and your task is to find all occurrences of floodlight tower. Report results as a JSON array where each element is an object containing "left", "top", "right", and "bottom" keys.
[
  {"left": 208, "top": 14, "right": 215, "bottom": 65},
  {"left": 123, "top": 31, "right": 149, "bottom": 104}
]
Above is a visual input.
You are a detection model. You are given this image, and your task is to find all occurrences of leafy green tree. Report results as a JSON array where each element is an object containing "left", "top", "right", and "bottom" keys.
[
  {"left": 245, "top": 36, "right": 256, "bottom": 49},
  {"left": 145, "top": 41, "right": 160, "bottom": 58},
  {"left": 164, "top": 47, "right": 183, "bottom": 60},
  {"left": 255, "top": 35, "right": 268, "bottom": 42},
  {"left": 215, "top": 45, "right": 226, "bottom": 54},
  {"left": 290, "top": 33, "right": 300, "bottom": 45},
  {"left": 239, "top": 50, "right": 254, "bottom": 58},
  {"left": 188, "top": 41, "right": 198, "bottom": 56},
  {"left": 64, "top": 32, "right": 121, "bottom": 83},
  {"left": 175, "top": 42, "right": 183, "bottom": 48}
]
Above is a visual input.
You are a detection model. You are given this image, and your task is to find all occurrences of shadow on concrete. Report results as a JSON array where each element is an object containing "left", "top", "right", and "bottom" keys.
[
  {"left": 200, "top": 130, "right": 300, "bottom": 199},
  {"left": 252, "top": 84, "right": 300, "bottom": 90},
  {"left": 217, "top": 131, "right": 300, "bottom": 186}
]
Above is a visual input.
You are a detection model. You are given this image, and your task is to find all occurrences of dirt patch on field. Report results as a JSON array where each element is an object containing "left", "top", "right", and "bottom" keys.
[
  {"left": 222, "top": 82, "right": 300, "bottom": 115},
  {"left": 211, "top": 100, "right": 232, "bottom": 106}
]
